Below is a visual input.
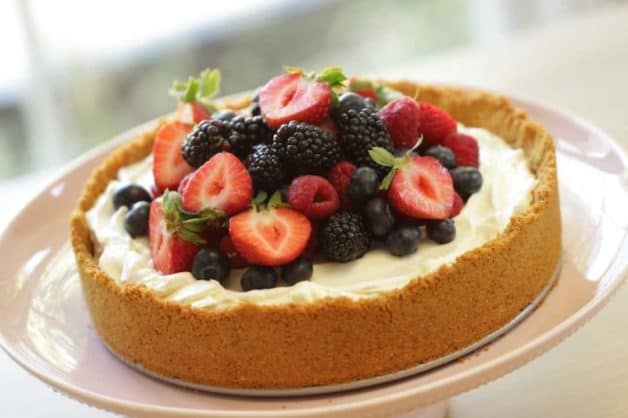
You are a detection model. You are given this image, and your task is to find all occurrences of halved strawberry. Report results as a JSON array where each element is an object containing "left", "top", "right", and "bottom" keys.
[
  {"left": 152, "top": 121, "right": 194, "bottom": 189},
  {"left": 149, "top": 199, "right": 201, "bottom": 274},
  {"left": 450, "top": 192, "right": 464, "bottom": 218},
  {"left": 181, "top": 152, "right": 252, "bottom": 215},
  {"left": 418, "top": 103, "right": 457, "bottom": 148},
  {"left": 175, "top": 101, "right": 211, "bottom": 125},
  {"left": 259, "top": 72, "right": 331, "bottom": 128},
  {"left": 229, "top": 194, "right": 312, "bottom": 266}
]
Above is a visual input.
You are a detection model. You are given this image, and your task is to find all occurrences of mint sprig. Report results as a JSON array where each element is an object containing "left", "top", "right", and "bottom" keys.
[
  {"left": 347, "top": 77, "right": 404, "bottom": 106},
  {"left": 161, "top": 191, "right": 224, "bottom": 244},
  {"left": 283, "top": 65, "right": 347, "bottom": 105},
  {"left": 250, "top": 190, "right": 288, "bottom": 212},
  {"left": 369, "top": 136, "right": 423, "bottom": 190},
  {"left": 169, "top": 68, "right": 221, "bottom": 112}
]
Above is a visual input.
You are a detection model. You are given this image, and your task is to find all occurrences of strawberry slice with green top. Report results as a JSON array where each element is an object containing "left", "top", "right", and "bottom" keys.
[
  {"left": 149, "top": 191, "right": 223, "bottom": 274},
  {"left": 152, "top": 121, "right": 194, "bottom": 189},
  {"left": 229, "top": 191, "right": 312, "bottom": 266},
  {"left": 259, "top": 66, "right": 346, "bottom": 128},
  {"left": 169, "top": 68, "right": 220, "bottom": 124},
  {"left": 347, "top": 76, "right": 403, "bottom": 107},
  {"left": 370, "top": 146, "right": 454, "bottom": 220}
]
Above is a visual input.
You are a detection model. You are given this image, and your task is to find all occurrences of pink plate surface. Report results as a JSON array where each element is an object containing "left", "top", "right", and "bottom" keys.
[{"left": 0, "top": 96, "right": 627, "bottom": 418}]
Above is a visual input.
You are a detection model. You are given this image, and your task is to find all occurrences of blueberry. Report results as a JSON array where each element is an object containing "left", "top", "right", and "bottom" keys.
[
  {"left": 334, "top": 92, "right": 371, "bottom": 116},
  {"left": 241, "top": 266, "right": 278, "bottom": 291},
  {"left": 112, "top": 184, "right": 151, "bottom": 210},
  {"left": 191, "top": 248, "right": 231, "bottom": 282},
  {"left": 347, "top": 167, "right": 379, "bottom": 203},
  {"left": 363, "top": 197, "right": 395, "bottom": 238},
  {"left": 124, "top": 201, "right": 150, "bottom": 238},
  {"left": 385, "top": 225, "right": 421, "bottom": 256},
  {"left": 281, "top": 257, "right": 313, "bottom": 285},
  {"left": 450, "top": 167, "right": 483, "bottom": 199},
  {"left": 426, "top": 219, "right": 456, "bottom": 244},
  {"left": 211, "top": 110, "right": 237, "bottom": 121},
  {"left": 424, "top": 145, "right": 456, "bottom": 169}
]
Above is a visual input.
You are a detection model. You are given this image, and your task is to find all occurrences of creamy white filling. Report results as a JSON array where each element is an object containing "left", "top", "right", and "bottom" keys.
[{"left": 85, "top": 125, "right": 536, "bottom": 309}]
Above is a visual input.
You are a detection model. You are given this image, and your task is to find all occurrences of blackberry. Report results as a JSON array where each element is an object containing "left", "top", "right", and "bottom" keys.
[
  {"left": 272, "top": 121, "right": 341, "bottom": 175},
  {"left": 250, "top": 93, "right": 261, "bottom": 116},
  {"left": 336, "top": 108, "right": 393, "bottom": 176},
  {"left": 181, "top": 119, "right": 228, "bottom": 168},
  {"left": 319, "top": 211, "right": 370, "bottom": 262},
  {"left": 248, "top": 144, "right": 284, "bottom": 192},
  {"left": 227, "top": 115, "right": 273, "bottom": 158}
]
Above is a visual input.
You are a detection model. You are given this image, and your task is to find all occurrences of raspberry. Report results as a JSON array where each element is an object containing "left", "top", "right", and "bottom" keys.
[
  {"left": 418, "top": 103, "right": 457, "bottom": 148},
  {"left": 288, "top": 175, "right": 340, "bottom": 220},
  {"left": 450, "top": 192, "right": 464, "bottom": 217},
  {"left": 442, "top": 132, "right": 479, "bottom": 167},
  {"left": 378, "top": 96, "right": 422, "bottom": 148},
  {"left": 327, "top": 161, "right": 356, "bottom": 210},
  {"left": 219, "top": 236, "right": 248, "bottom": 269}
]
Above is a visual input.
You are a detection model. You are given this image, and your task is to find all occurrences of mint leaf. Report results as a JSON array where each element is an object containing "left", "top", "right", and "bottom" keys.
[
  {"left": 198, "top": 68, "right": 220, "bottom": 99},
  {"left": 369, "top": 147, "right": 396, "bottom": 167},
  {"left": 375, "top": 85, "right": 403, "bottom": 106},
  {"left": 317, "top": 66, "right": 347, "bottom": 88},
  {"left": 379, "top": 168, "right": 397, "bottom": 190},
  {"left": 169, "top": 68, "right": 221, "bottom": 111},
  {"left": 348, "top": 78, "right": 374, "bottom": 92}
]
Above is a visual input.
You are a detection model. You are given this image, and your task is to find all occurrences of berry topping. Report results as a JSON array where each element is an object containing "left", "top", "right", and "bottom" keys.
[
  {"left": 327, "top": 161, "right": 357, "bottom": 209},
  {"left": 152, "top": 121, "right": 195, "bottom": 190},
  {"left": 281, "top": 257, "right": 313, "bottom": 285},
  {"left": 181, "top": 152, "right": 253, "bottom": 215},
  {"left": 333, "top": 92, "right": 373, "bottom": 117},
  {"left": 378, "top": 96, "right": 422, "bottom": 149},
  {"left": 177, "top": 172, "right": 194, "bottom": 195},
  {"left": 336, "top": 108, "right": 394, "bottom": 176},
  {"left": 191, "top": 248, "right": 231, "bottom": 282},
  {"left": 211, "top": 110, "right": 237, "bottom": 122},
  {"left": 423, "top": 145, "right": 456, "bottom": 169},
  {"left": 370, "top": 147, "right": 454, "bottom": 220},
  {"left": 175, "top": 101, "right": 211, "bottom": 125},
  {"left": 124, "top": 201, "right": 150, "bottom": 238},
  {"left": 259, "top": 67, "right": 346, "bottom": 128},
  {"left": 363, "top": 197, "right": 395, "bottom": 238},
  {"left": 418, "top": 103, "right": 457, "bottom": 148},
  {"left": 227, "top": 115, "right": 273, "bottom": 158},
  {"left": 228, "top": 192, "right": 312, "bottom": 266},
  {"left": 426, "top": 219, "right": 456, "bottom": 244},
  {"left": 248, "top": 144, "right": 284, "bottom": 192},
  {"left": 287, "top": 175, "right": 340, "bottom": 220},
  {"left": 218, "top": 235, "right": 248, "bottom": 269},
  {"left": 450, "top": 167, "right": 483, "bottom": 199},
  {"left": 319, "top": 211, "right": 370, "bottom": 262},
  {"left": 181, "top": 119, "right": 229, "bottom": 169},
  {"left": 385, "top": 225, "right": 421, "bottom": 256},
  {"left": 347, "top": 166, "right": 379, "bottom": 204},
  {"left": 442, "top": 132, "right": 480, "bottom": 168},
  {"left": 241, "top": 266, "right": 278, "bottom": 291},
  {"left": 169, "top": 69, "right": 221, "bottom": 124},
  {"left": 112, "top": 184, "right": 151, "bottom": 211},
  {"left": 272, "top": 121, "right": 341, "bottom": 175},
  {"left": 450, "top": 192, "right": 464, "bottom": 218}
]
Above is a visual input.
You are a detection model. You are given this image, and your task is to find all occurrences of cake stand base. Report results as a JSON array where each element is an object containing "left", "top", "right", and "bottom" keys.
[{"left": 397, "top": 401, "right": 448, "bottom": 418}]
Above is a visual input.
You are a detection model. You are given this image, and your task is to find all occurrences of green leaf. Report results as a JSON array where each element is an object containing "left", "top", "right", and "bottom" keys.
[
  {"left": 182, "top": 78, "right": 199, "bottom": 103},
  {"left": 198, "top": 69, "right": 220, "bottom": 99},
  {"left": 375, "top": 85, "right": 403, "bottom": 106},
  {"left": 268, "top": 190, "right": 289, "bottom": 208},
  {"left": 317, "top": 66, "right": 347, "bottom": 88},
  {"left": 379, "top": 168, "right": 397, "bottom": 190},
  {"left": 369, "top": 147, "right": 396, "bottom": 167},
  {"left": 348, "top": 78, "right": 374, "bottom": 92},
  {"left": 168, "top": 68, "right": 222, "bottom": 110}
]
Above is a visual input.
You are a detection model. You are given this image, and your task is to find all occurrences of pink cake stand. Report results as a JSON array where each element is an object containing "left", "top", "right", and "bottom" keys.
[{"left": 0, "top": 94, "right": 626, "bottom": 418}]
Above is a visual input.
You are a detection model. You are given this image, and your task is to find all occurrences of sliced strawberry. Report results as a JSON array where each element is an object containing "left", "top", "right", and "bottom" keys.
[
  {"left": 177, "top": 172, "right": 194, "bottom": 195},
  {"left": 442, "top": 132, "right": 480, "bottom": 167},
  {"left": 149, "top": 199, "right": 201, "bottom": 274},
  {"left": 450, "top": 192, "right": 464, "bottom": 217},
  {"left": 229, "top": 207, "right": 312, "bottom": 266},
  {"left": 418, "top": 103, "right": 457, "bottom": 148},
  {"left": 388, "top": 156, "right": 454, "bottom": 220},
  {"left": 181, "top": 152, "right": 253, "bottom": 215},
  {"left": 175, "top": 101, "right": 211, "bottom": 125},
  {"left": 259, "top": 72, "right": 331, "bottom": 128},
  {"left": 153, "top": 121, "right": 194, "bottom": 189},
  {"left": 379, "top": 96, "right": 422, "bottom": 149},
  {"left": 150, "top": 183, "right": 165, "bottom": 199}
]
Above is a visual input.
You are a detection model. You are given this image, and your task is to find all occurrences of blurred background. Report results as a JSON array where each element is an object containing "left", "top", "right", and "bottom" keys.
[{"left": 0, "top": 0, "right": 624, "bottom": 181}]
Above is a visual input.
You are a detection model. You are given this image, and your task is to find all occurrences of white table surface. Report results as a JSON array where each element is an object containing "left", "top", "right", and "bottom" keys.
[{"left": 2, "top": 5, "right": 627, "bottom": 417}]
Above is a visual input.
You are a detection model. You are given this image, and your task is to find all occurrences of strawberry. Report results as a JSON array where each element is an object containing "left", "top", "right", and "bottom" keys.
[
  {"left": 228, "top": 192, "right": 312, "bottom": 266},
  {"left": 175, "top": 101, "right": 211, "bottom": 125},
  {"left": 288, "top": 175, "right": 340, "bottom": 220},
  {"left": 150, "top": 183, "right": 165, "bottom": 199},
  {"left": 418, "top": 103, "right": 457, "bottom": 148},
  {"left": 442, "top": 132, "right": 480, "bottom": 168},
  {"left": 347, "top": 76, "right": 377, "bottom": 101},
  {"left": 259, "top": 67, "right": 346, "bottom": 128},
  {"left": 169, "top": 68, "right": 220, "bottom": 124},
  {"left": 370, "top": 148, "right": 454, "bottom": 220},
  {"left": 450, "top": 192, "right": 464, "bottom": 218},
  {"left": 327, "top": 161, "right": 356, "bottom": 210},
  {"left": 379, "top": 96, "right": 422, "bottom": 148},
  {"left": 177, "top": 172, "right": 194, "bottom": 195},
  {"left": 181, "top": 152, "right": 253, "bottom": 215},
  {"left": 152, "top": 121, "right": 194, "bottom": 190}
]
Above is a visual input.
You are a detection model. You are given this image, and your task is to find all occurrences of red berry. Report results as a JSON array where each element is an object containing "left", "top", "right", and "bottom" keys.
[
  {"left": 327, "top": 161, "right": 357, "bottom": 210},
  {"left": 301, "top": 223, "right": 319, "bottom": 260},
  {"left": 317, "top": 118, "right": 338, "bottom": 134},
  {"left": 418, "top": 103, "right": 457, "bottom": 148},
  {"left": 347, "top": 76, "right": 377, "bottom": 100},
  {"left": 259, "top": 72, "right": 331, "bottom": 128},
  {"left": 388, "top": 156, "right": 454, "bottom": 220},
  {"left": 177, "top": 172, "right": 194, "bottom": 195},
  {"left": 450, "top": 192, "right": 464, "bottom": 218},
  {"left": 150, "top": 183, "right": 165, "bottom": 199},
  {"left": 379, "top": 96, "right": 422, "bottom": 148},
  {"left": 219, "top": 235, "right": 248, "bottom": 269},
  {"left": 181, "top": 152, "right": 253, "bottom": 215},
  {"left": 175, "top": 101, "right": 211, "bottom": 125},
  {"left": 229, "top": 207, "right": 311, "bottom": 266},
  {"left": 149, "top": 199, "right": 201, "bottom": 274},
  {"left": 152, "top": 121, "right": 195, "bottom": 189},
  {"left": 442, "top": 132, "right": 480, "bottom": 168},
  {"left": 288, "top": 175, "right": 340, "bottom": 220}
]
